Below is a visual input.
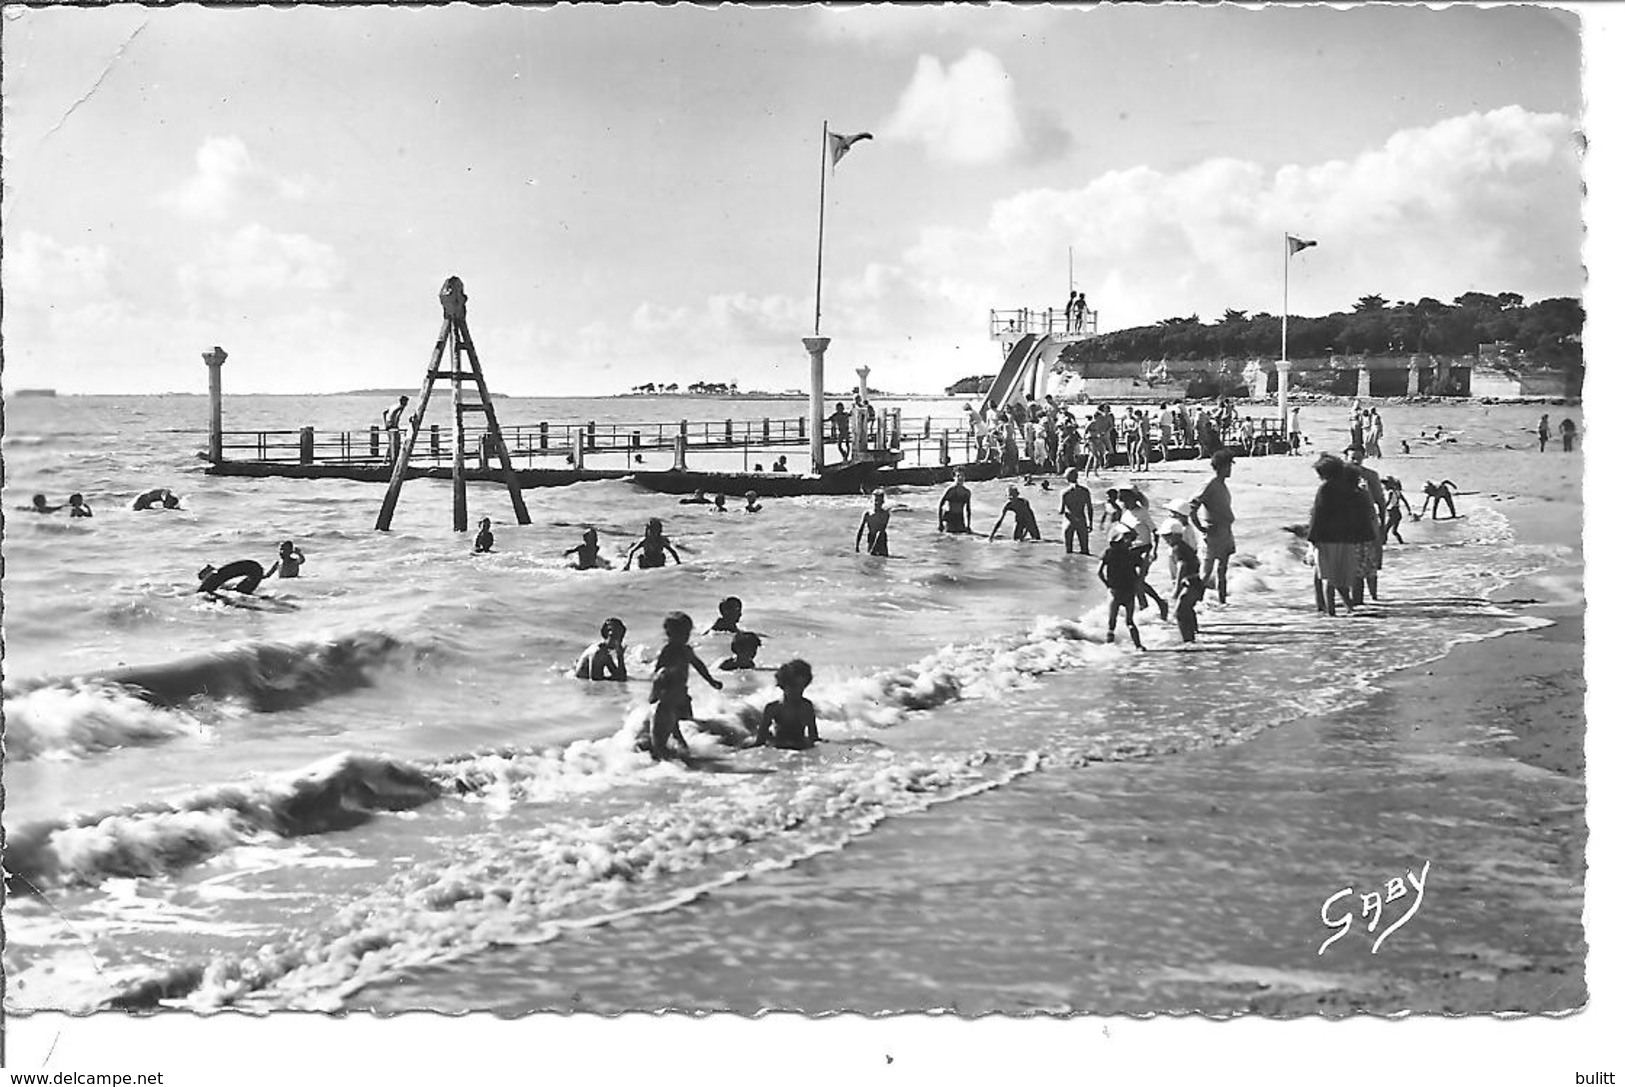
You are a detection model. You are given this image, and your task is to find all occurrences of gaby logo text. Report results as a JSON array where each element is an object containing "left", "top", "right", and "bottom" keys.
[{"left": 1319, "top": 860, "right": 1431, "bottom": 955}]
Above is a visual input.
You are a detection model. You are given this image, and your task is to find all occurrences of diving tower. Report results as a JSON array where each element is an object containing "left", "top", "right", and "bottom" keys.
[{"left": 980, "top": 302, "right": 1098, "bottom": 417}]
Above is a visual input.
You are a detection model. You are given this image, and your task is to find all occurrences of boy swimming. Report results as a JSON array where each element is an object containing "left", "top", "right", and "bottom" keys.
[
  {"left": 718, "top": 631, "right": 763, "bottom": 671},
  {"left": 271, "top": 540, "right": 305, "bottom": 577},
  {"left": 708, "top": 597, "right": 745, "bottom": 634},
  {"left": 752, "top": 659, "right": 819, "bottom": 750},
  {"left": 625, "top": 518, "right": 682, "bottom": 569},
  {"left": 564, "top": 527, "right": 609, "bottom": 570},
  {"left": 648, "top": 611, "right": 724, "bottom": 760},
  {"left": 575, "top": 617, "right": 628, "bottom": 681}
]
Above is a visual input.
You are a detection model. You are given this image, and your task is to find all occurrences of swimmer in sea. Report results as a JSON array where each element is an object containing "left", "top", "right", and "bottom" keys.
[
  {"left": 271, "top": 540, "right": 305, "bottom": 577},
  {"left": 938, "top": 469, "right": 973, "bottom": 534},
  {"left": 133, "top": 488, "right": 181, "bottom": 511},
  {"left": 855, "top": 492, "right": 892, "bottom": 556},
  {"left": 473, "top": 517, "right": 495, "bottom": 553},
  {"left": 19, "top": 494, "right": 62, "bottom": 514},
  {"left": 744, "top": 491, "right": 763, "bottom": 514},
  {"left": 989, "top": 485, "right": 1042, "bottom": 541},
  {"left": 1098, "top": 524, "right": 1146, "bottom": 651},
  {"left": 197, "top": 559, "right": 267, "bottom": 595},
  {"left": 718, "top": 631, "right": 763, "bottom": 671},
  {"left": 67, "top": 493, "right": 93, "bottom": 518},
  {"left": 679, "top": 490, "right": 710, "bottom": 506},
  {"left": 563, "top": 527, "right": 609, "bottom": 570},
  {"left": 1421, "top": 480, "right": 1459, "bottom": 520},
  {"left": 1060, "top": 467, "right": 1093, "bottom": 554},
  {"left": 625, "top": 517, "right": 682, "bottom": 569},
  {"left": 575, "top": 617, "right": 628, "bottom": 681},
  {"left": 648, "top": 611, "right": 724, "bottom": 761},
  {"left": 712, "top": 494, "right": 729, "bottom": 512},
  {"left": 707, "top": 597, "right": 746, "bottom": 635},
  {"left": 752, "top": 659, "right": 819, "bottom": 750}
]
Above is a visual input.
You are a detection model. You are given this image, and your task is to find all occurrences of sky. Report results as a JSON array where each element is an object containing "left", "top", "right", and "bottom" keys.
[{"left": 0, "top": 4, "right": 1589, "bottom": 396}]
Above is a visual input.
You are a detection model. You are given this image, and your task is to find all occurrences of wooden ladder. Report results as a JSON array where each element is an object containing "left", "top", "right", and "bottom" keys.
[{"left": 374, "top": 276, "right": 532, "bottom": 532}]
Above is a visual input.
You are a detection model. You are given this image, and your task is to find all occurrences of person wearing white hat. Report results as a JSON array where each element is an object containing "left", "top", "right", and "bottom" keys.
[
  {"left": 1160, "top": 501, "right": 1202, "bottom": 594},
  {"left": 1098, "top": 521, "right": 1147, "bottom": 650},
  {"left": 1159, "top": 519, "right": 1205, "bottom": 643}
]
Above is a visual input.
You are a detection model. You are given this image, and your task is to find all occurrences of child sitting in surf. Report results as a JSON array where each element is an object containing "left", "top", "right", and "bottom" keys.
[
  {"left": 708, "top": 596, "right": 744, "bottom": 634},
  {"left": 718, "top": 631, "right": 763, "bottom": 671},
  {"left": 576, "top": 617, "right": 628, "bottom": 681},
  {"left": 648, "top": 611, "right": 723, "bottom": 761},
  {"left": 625, "top": 518, "right": 682, "bottom": 569},
  {"left": 271, "top": 540, "right": 305, "bottom": 577},
  {"left": 563, "top": 527, "right": 609, "bottom": 570},
  {"left": 473, "top": 518, "right": 495, "bottom": 554},
  {"left": 753, "top": 659, "right": 819, "bottom": 750}
]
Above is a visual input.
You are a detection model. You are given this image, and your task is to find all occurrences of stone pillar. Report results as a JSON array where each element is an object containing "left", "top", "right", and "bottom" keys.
[
  {"left": 1356, "top": 364, "right": 1372, "bottom": 400},
  {"left": 672, "top": 432, "right": 688, "bottom": 471},
  {"left": 804, "top": 337, "right": 830, "bottom": 473},
  {"left": 855, "top": 365, "right": 871, "bottom": 401},
  {"left": 1275, "top": 360, "right": 1291, "bottom": 427},
  {"left": 1407, "top": 355, "right": 1422, "bottom": 396},
  {"left": 203, "top": 346, "right": 228, "bottom": 462}
]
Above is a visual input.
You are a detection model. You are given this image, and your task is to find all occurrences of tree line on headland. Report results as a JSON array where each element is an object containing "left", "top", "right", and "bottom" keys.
[
  {"left": 1060, "top": 292, "right": 1583, "bottom": 370},
  {"left": 629, "top": 381, "right": 740, "bottom": 395}
]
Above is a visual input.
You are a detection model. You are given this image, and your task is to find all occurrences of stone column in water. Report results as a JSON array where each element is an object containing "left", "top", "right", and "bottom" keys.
[
  {"left": 1356, "top": 363, "right": 1373, "bottom": 400},
  {"left": 1407, "top": 355, "right": 1422, "bottom": 396},
  {"left": 854, "top": 364, "right": 871, "bottom": 453},
  {"left": 1275, "top": 360, "right": 1292, "bottom": 428},
  {"left": 203, "top": 346, "right": 228, "bottom": 463},
  {"left": 804, "top": 337, "right": 830, "bottom": 473}
]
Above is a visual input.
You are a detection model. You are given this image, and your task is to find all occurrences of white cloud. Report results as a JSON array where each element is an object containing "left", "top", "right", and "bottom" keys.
[
  {"left": 2, "top": 231, "right": 114, "bottom": 300},
  {"left": 177, "top": 223, "right": 345, "bottom": 300},
  {"left": 882, "top": 51, "right": 1068, "bottom": 167},
  {"left": 160, "top": 136, "right": 309, "bottom": 220}
]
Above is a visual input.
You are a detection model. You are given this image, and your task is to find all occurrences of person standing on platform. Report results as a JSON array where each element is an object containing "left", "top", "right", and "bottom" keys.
[
  {"left": 1289, "top": 406, "right": 1302, "bottom": 455},
  {"left": 384, "top": 396, "right": 410, "bottom": 462},
  {"left": 827, "top": 402, "right": 852, "bottom": 460}
]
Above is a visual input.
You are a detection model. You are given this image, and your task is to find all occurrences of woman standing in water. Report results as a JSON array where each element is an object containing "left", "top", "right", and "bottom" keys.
[{"left": 1307, "top": 454, "right": 1371, "bottom": 617}]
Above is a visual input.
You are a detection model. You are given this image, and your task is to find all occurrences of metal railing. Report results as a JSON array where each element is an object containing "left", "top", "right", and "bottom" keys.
[{"left": 989, "top": 305, "right": 1099, "bottom": 340}]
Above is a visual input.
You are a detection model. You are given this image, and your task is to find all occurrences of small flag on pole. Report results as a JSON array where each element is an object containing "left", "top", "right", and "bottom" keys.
[
  {"left": 829, "top": 130, "right": 873, "bottom": 169},
  {"left": 1287, "top": 235, "right": 1317, "bottom": 255}
]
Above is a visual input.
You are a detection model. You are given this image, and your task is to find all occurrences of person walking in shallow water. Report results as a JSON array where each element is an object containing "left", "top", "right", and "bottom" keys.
[
  {"left": 1189, "top": 451, "right": 1236, "bottom": 604},
  {"left": 855, "top": 492, "right": 892, "bottom": 556},
  {"left": 1560, "top": 417, "right": 1577, "bottom": 452},
  {"left": 1537, "top": 413, "right": 1551, "bottom": 453},
  {"left": 938, "top": 469, "right": 973, "bottom": 534}
]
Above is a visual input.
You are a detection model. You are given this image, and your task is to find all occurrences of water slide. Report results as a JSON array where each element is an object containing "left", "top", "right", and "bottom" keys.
[{"left": 978, "top": 333, "right": 1051, "bottom": 418}]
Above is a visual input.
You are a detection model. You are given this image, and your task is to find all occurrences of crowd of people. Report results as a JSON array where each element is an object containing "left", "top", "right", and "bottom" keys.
[
  {"left": 960, "top": 394, "right": 1280, "bottom": 479},
  {"left": 574, "top": 594, "right": 819, "bottom": 760}
]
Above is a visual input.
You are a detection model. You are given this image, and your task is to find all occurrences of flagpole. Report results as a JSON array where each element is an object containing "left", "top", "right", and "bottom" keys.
[
  {"left": 815, "top": 120, "right": 829, "bottom": 336},
  {"left": 1280, "top": 233, "right": 1289, "bottom": 365}
]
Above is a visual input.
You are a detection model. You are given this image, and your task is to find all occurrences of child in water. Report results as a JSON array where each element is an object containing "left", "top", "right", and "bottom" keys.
[
  {"left": 648, "top": 611, "right": 723, "bottom": 760},
  {"left": 753, "top": 659, "right": 819, "bottom": 750},
  {"left": 1098, "top": 523, "right": 1147, "bottom": 650},
  {"left": 68, "top": 493, "right": 93, "bottom": 518},
  {"left": 718, "top": 631, "right": 763, "bottom": 671},
  {"left": 473, "top": 517, "right": 495, "bottom": 553},
  {"left": 575, "top": 617, "right": 628, "bottom": 681},
  {"left": 1160, "top": 522, "right": 1204, "bottom": 643},
  {"left": 744, "top": 491, "right": 763, "bottom": 514},
  {"left": 271, "top": 540, "right": 305, "bottom": 577},
  {"left": 708, "top": 596, "right": 745, "bottom": 634},
  {"left": 563, "top": 527, "right": 609, "bottom": 570},
  {"left": 625, "top": 518, "right": 682, "bottom": 569},
  {"left": 1382, "top": 478, "right": 1414, "bottom": 543}
]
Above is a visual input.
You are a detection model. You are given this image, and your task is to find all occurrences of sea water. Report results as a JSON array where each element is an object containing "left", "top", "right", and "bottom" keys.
[{"left": 0, "top": 394, "right": 1578, "bottom": 1011}]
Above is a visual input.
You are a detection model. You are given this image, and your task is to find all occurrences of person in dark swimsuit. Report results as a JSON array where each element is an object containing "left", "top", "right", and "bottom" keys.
[
  {"left": 1098, "top": 525, "right": 1146, "bottom": 650},
  {"left": 20, "top": 494, "right": 62, "bottom": 513},
  {"left": 989, "top": 486, "right": 1042, "bottom": 541},
  {"left": 197, "top": 560, "right": 267, "bottom": 595},
  {"left": 753, "top": 659, "right": 819, "bottom": 750},
  {"left": 1059, "top": 467, "right": 1093, "bottom": 554},
  {"left": 625, "top": 518, "right": 682, "bottom": 569},
  {"left": 133, "top": 488, "right": 181, "bottom": 511},
  {"left": 648, "top": 611, "right": 723, "bottom": 761},
  {"left": 938, "top": 469, "right": 973, "bottom": 534},
  {"left": 1421, "top": 480, "right": 1459, "bottom": 520},
  {"left": 855, "top": 493, "right": 891, "bottom": 556},
  {"left": 473, "top": 517, "right": 495, "bottom": 553}
]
